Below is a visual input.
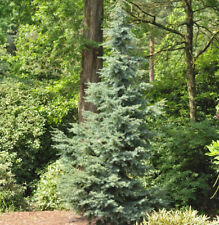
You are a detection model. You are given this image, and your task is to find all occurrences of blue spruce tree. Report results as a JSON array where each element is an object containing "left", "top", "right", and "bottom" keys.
[{"left": 55, "top": 1, "right": 153, "bottom": 224}]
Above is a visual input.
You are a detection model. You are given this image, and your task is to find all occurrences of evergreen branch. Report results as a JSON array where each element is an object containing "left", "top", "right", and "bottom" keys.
[{"left": 194, "top": 30, "right": 219, "bottom": 60}]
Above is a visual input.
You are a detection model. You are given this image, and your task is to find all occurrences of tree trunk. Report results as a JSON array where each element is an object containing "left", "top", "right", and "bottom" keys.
[
  {"left": 78, "top": 0, "right": 103, "bottom": 123},
  {"left": 184, "top": 0, "right": 196, "bottom": 121},
  {"left": 149, "top": 32, "right": 154, "bottom": 82}
]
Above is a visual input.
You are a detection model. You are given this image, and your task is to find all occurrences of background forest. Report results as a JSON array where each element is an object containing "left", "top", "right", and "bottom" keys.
[{"left": 0, "top": 0, "right": 218, "bottom": 224}]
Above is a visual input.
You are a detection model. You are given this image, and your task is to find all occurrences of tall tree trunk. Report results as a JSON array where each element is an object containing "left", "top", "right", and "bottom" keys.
[
  {"left": 184, "top": 0, "right": 196, "bottom": 121},
  {"left": 149, "top": 32, "right": 154, "bottom": 82},
  {"left": 78, "top": 0, "right": 103, "bottom": 123}
]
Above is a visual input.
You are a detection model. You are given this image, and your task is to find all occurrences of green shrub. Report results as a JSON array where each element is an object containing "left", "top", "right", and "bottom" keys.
[
  {"left": 136, "top": 208, "right": 219, "bottom": 225},
  {"left": 0, "top": 151, "right": 25, "bottom": 212},
  {"left": 206, "top": 140, "right": 219, "bottom": 167},
  {"left": 0, "top": 44, "right": 9, "bottom": 76},
  {"left": 32, "top": 159, "right": 66, "bottom": 210},
  {"left": 148, "top": 119, "right": 218, "bottom": 210},
  {"left": 0, "top": 77, "right": 78, "bottom": 194},
  {"left": 206, "top": 140, "right": 219, "bottom": 198},
  {"left": 0, "top": 79, "right": 52, "bottom": 187},
  {"left": 9, "top": 0, "right": 83, "bottom": 81}
]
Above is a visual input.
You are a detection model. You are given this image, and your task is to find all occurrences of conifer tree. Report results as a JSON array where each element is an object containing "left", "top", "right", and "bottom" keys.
[{"left": 55, "top": 1, "right": 153, "bottom": 224}]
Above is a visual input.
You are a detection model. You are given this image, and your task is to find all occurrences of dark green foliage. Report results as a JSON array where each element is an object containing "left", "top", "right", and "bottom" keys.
[
  {"left": 149, "top": 43, "right": 219, "bottom": 121},
  {"left": 195, "top": 46, "right": 219, "bottom": 118},
  {"left": 146, "top": 77, "right": 188, "bottom": 119},
  {"left": 54, "top": 2, "right": 153, "bottom": 224},
  {"left": 143, "top": 40, "right": 219, "bottom": 214},
  {"left": 149, "top": 119, "right": 219, "bottom": 211}
]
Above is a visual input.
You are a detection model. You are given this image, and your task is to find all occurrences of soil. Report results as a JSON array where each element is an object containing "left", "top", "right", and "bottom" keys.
[{"left": 0, "top": 211, "right": 93, "bottom": 225}]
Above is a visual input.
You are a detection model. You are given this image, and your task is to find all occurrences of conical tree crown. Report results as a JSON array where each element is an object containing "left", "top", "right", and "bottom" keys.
[{"left": 55, "top": 2, "right": 153, "bottom": 224}]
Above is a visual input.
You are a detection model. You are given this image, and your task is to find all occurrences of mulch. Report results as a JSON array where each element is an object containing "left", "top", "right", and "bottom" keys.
[{"left": 0, "top": 211, "right": 93, "bottom": 225}]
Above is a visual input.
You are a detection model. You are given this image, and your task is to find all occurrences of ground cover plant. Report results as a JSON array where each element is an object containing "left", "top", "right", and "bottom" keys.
[{"left": 136, "top": 208, "right": 219, "bottom": 225}]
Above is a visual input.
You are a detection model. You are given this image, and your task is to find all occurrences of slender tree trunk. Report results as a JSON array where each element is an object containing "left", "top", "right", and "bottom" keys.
[
  {"left": 149, "top": 32, "right": 154, "bottom": 82},
  {"left": 78, "top": 0, "right": 103, "bottom": 123},
  {"left": 184, "top": 0, "right": 196, "bottom": 121}
]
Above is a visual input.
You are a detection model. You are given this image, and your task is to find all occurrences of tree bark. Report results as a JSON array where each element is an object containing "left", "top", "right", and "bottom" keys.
[
  {"left": 78, "top": 0, "right": 103, "bottom": 123},
  {"left": 149, "top": 32, "right": 154, "bottom": 82},
  {"left": 184, "top": 0, "right": 196, "bottom": 121}
]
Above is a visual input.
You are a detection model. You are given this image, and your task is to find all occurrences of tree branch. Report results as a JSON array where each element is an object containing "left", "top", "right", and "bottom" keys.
[
  {"left": 193, "top": 6, "right": 213, "bottom": 13},
  {"left": 145, "top": 43, "right": 185, "bottom": 58},
  {"left": 130, "top": 14, "right": 185, "bottom": 38},
  {"left": 124, "top": 0, "right": 185, "bottom": 38},
  {"left": 194, "top": 22, "right": 214, "bottom": 36},
  {"left": 194, "top": 30, "right": 219, "bottom": 60},
  {"left": 124, "top": 0, "right": 155, "bottom": 20}
]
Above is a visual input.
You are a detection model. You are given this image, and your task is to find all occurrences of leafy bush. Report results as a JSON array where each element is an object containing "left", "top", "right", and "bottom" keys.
[
  {"left": 0, "top": 75, "right": 78, "bottom": 195},
  {"left": 0, "top": 44, "right": 9, "bottom": 76},
  {"left": 136, "top": 208, "right": 219, "bottom": 225},
  {"left": 0, "top": 151, "right": 25, "bottom": 212},
  {"left": 9, "top": 0, "right": 83, "bottom": 81},
  {"left": 206, "top": 140, "right": 219, "bottom": 168},
  {"left": 32, "top": 159, "right": 66, "bottom": 210},
  {"left": 0, "top": 79, "right": 52, "bottom": 187},
  {"left": 148, "top": 119, "right": 218, "bottom": 210}
]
